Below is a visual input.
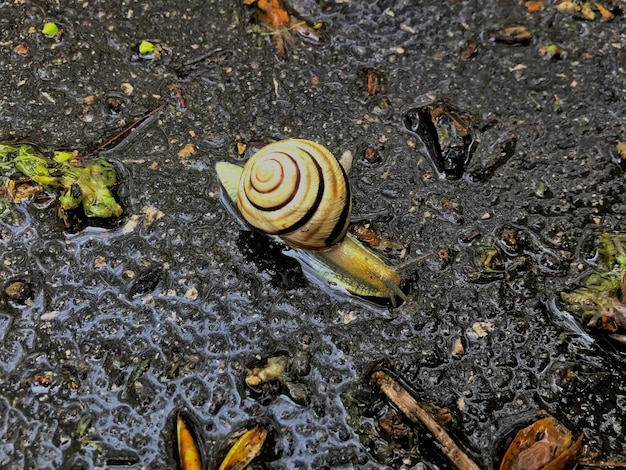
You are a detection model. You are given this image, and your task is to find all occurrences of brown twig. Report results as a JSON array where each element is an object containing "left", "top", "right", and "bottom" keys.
[
  {"left": 176, "top": 50, "right": 230, "bottom": 79},
  {"left": 169, "top": 84, "right": 186, "bottom": 110},
  {"left": 180, "top": 51, "right": 228, "bottom": 68},
  {"left": 86, "top": 102, "right": 166, "bottom": 156},
  {"left": 576, "top": 459, "right": 626, "bottom": 468},
  {"left": 371, "top": 370, "right": 481, "bottom": 470}
]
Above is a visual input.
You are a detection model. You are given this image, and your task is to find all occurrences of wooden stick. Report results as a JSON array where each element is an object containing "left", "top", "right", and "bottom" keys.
[
  {"left": 371, "top": 370, "right": 481, "bottom": 470},
  {"left": 86, "top": 102, "right": 166, "bottom": 156}
]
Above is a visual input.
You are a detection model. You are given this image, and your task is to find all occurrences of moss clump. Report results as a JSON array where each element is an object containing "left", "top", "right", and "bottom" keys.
[
  {"left": 561, "top": 232, "right": 626, "bottom": 345},
  {"left": 0, "top": 143, "right": 123, "bottom": 222}
]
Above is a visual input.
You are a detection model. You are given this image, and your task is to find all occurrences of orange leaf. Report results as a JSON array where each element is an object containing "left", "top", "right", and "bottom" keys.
[
  {"left": 595, "top": 3, "right": 614, "bottom": 19},
  {"left": 524, "top": 1, "right": 544, "bottom": 13}
]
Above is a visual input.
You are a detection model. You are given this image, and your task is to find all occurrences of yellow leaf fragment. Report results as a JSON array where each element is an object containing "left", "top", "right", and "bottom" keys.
[
  {"left": 177, "top": 413, "right": 202, "bottom": 470},
  {"left": 557, "top": 1, "right": 595, "bottom": 20},
  {"left": 236, "top": 142, "right": 247, "bottom": 156},
  {"left": 595, "top": 2, "right": 613, "bottom": 19},
  {"left": 141, "top": 205, "right": 165, "bottom": 226},
  {"left": 178, "top": 143, "right": 196, "bottom": 158},
  {"left": 580, "top": 3, "right": 596, "bottom": 20},
  {"left": 246, "top": 355, "right": 289, "bottom": 387},
  {"left": 617, "top": 141, "right": 626, "bottom": 159},
  {"left": 524, "top": 1, "right": 544, "bottom": 13},
  {"left": 218, "top": 425, "right": 267, "bottom": 470}
]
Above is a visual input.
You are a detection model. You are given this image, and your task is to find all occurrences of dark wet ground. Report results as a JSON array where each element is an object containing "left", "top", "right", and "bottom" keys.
[{"left": 1, "top": 0, "right": 625, "bottom": 468}]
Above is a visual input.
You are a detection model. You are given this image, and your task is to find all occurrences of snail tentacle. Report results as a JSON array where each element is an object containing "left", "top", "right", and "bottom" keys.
[{"left": 392, "top": 253, "right": 434, "bottom": 273}]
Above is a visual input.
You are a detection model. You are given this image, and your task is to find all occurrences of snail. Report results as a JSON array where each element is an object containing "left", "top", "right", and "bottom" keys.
[{"left": 215, "top": 139, "right": 425, "bottom": 302}]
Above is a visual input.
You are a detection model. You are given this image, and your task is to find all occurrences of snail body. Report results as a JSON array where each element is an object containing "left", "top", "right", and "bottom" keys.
[{"left": 216, "top": 139, "right": 408, "bottom": 301}]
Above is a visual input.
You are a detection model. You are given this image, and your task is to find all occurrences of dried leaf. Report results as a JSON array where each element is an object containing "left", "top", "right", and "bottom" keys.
[
  {"left": 218, "top": 425, "right": 267, "bottom": 470},
  {"left": 244, "top": 0, "right": 324, "bottom": 58},
  {"left": 500, "top": 417, "right": 583, "bottom": 470},
  {"left": 352, "top": 224, "right": 380, "bottom": 247},
  {"left": 462, "top": 42, "right": 479, "bottom": 59},
  {"left": 491, "top": 26, "right": 533, "bottom": 44},
  {"left": 524, "top": 1, "right": 544, "bottom": 13},
  {"left": 178, "top": 143, "right": 196, "bottom": 158},
  {"left": 246, "top": 355, "right": 289, "bottom": 387},
  {"left": 595, "top": 2, "right": 614, "bottom": 19},
  {"left": 2, "top": 179, "right": 42, "bottom": 203},
  {"left": 177, "top": 413, "right": 202, "bottom": 470},
  {"left": 366, "top": 68, "right": 382, "bottom": 96}
]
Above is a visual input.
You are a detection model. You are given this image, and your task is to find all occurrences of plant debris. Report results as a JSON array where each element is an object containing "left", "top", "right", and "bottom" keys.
[
  {"left": 371, "top": 369, "right": 480, "bottom": 470},
  {"left": 365, "top": 67, "right": 382, "bottom": 96},
  {"left": 246, "top": 355, "right": 290, "bottom": 387},
  {"left": 243, "top": 0, "right": 325, "bottom": 59},
  {"left": 0, "top": 144, "right": 123, "bottom": 225},
  {"left": 42, "top": 21, "right": 64, "bottom": 41},
  {"left": 128, "top": 267, "right": 164, "bottom": 298},
  {"left": 467, "top": 225, "right": 563, "bottom": 284},
  {"left": 524, "top": 1, "right": 620, "bottom": 21},
  {"left": 245, "top": 351, "right": 311, "bottom": 405},
  {"left": 560, "top": 232, "right": 626, "bottom": 346},
  {"left": 138, "top": 40, "right": 165, "bottom": 59},
  {"left": 499, "top": 416, "right": 583, "bottom": 470},
  {"left": 177, "top": 412, "right": 203, "bottom": 470},
  {"left": 490, "top": 26, "right": 533, "bottom": 45},
  {"left": 538, "top": 42, "right": 565, "bottom": 60},
  {"left": 218, "top": 425, "right": 267, "bottom": 470},
  {"left": 557, "top": 1, "right": 598, "bottom": 20},
  {"left": 524, "top": 1, "right": 545, "bottom": 13},
  {"left": 4, "top": 279, "right": 33, "bottom": 305},
  {"left": 404, "top": 100, "right": 479, "bottom": 180},
  {"left": 351, "top": 224, "right": 405, "bottom": 253}
]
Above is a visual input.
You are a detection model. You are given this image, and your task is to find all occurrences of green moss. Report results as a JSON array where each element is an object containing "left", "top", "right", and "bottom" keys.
[
  {"left": 0, "top": 143, "right": 123, "bottom": 222},
  {"left": 560, "top": 232, "right": 626, "bottom": 341}
]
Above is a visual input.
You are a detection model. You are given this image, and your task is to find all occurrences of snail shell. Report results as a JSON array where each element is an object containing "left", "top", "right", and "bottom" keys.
[{"left": 236, "top": 139, "right": 352, "bottom": 250}]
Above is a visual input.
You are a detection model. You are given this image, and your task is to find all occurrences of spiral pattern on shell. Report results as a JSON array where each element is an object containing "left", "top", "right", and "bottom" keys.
[{"left": 237, "top": 139, "right": 352, "bottom": 250}]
